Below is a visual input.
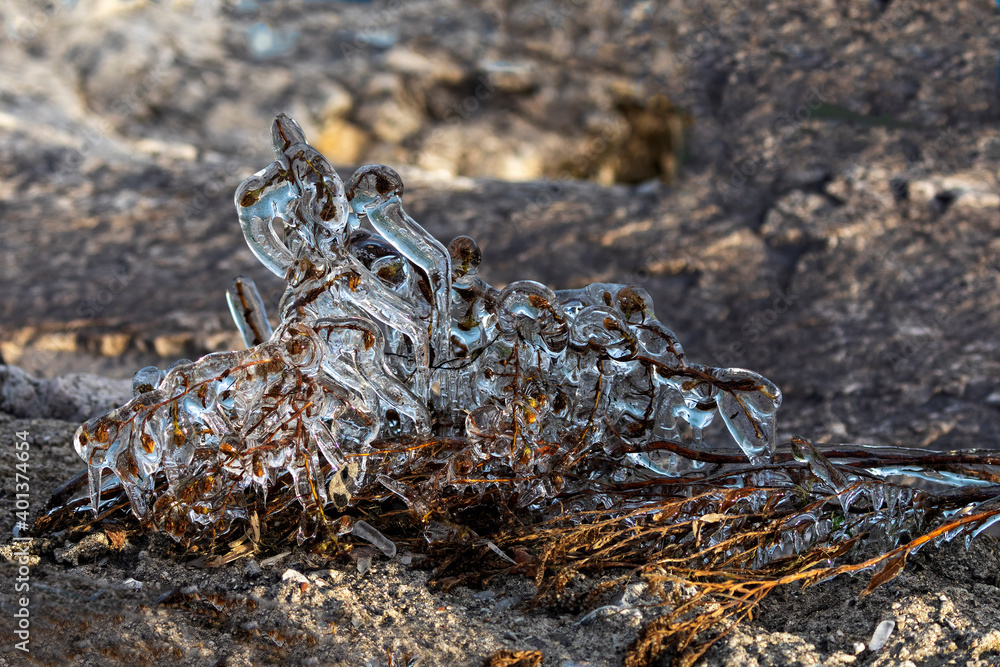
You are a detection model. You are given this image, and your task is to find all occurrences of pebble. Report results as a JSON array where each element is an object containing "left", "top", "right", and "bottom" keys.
[
  {"left": 494, "top": 596, "right": 521, "bottom": 613},
  {"left": 119, "top": 578, "right": 143, "bottom": 592},
  {"left": 281, "top": 568, "right": 309, "bottom": 585},
  {"left": 869, "top": 619, "right": 896, "bottom": 652}
]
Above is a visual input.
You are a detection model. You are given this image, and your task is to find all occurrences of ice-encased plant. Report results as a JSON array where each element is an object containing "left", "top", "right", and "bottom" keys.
[
  {"left": 71, "top": 114, "right": 782, "bottom": 544},
  {"left": 43, "top": 114, "right": 1000, "bottom": 666}
]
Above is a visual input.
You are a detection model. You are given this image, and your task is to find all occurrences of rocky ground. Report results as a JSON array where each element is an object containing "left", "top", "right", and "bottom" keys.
[{"left": 1, "top": 0, "right": 1000, "bottom": 664}]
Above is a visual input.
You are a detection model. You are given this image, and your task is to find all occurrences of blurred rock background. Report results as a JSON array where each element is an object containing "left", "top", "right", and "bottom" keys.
[{"left": 1, "top": 0, "right": 999, "bottom": 449}]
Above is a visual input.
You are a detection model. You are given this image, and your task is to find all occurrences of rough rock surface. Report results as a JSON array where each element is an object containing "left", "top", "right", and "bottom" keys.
[
  {"left": 0, "top": 365, "right": 132, "bottom": 423},
  {"left": 1, "top": 0, "right": 1000, "bottom": 664}
]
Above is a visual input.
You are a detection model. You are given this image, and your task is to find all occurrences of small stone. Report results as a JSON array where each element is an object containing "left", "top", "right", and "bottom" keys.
[
  {"left": 526, "top": 636, "right": 547, "bottom": 650},
  {"left": 281, "top": 568, "right": 309, "bottom": 584},
  {"left": 119, "top": 578, "right": 143, "bottom": 591},
  {"left": 494, "top": 596, "right": 521, "bottom": 613},
  {"left": 869, "top": 619, "right": 895, "bottom": 652}
]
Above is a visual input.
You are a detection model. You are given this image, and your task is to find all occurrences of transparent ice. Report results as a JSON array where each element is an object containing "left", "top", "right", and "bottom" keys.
[{"left": 73, "top": 114, "right": 783, "bottom": 544}]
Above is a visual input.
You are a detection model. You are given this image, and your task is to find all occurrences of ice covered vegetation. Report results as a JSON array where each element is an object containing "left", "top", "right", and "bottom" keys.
[
  {"left": 42, "top": 115, "right": 1000, "bottom": 665},
  {"left": 70, "top": 113, "right": 782, "bottom": 542}
]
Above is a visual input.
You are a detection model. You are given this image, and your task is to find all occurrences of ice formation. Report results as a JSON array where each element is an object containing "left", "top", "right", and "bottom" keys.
[{"left": 73, "top": 114, "right": 782, "bottom": 543}]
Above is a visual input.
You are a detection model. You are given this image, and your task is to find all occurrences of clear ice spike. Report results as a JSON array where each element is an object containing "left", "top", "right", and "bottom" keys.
[{"left": 227, "top": 275, "right": 274, "bottom": 348}]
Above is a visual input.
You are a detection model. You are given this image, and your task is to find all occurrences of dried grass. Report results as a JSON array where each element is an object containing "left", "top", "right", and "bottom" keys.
[{"left": 36, "top": 435, "right": 1000, "bottom": 666}]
